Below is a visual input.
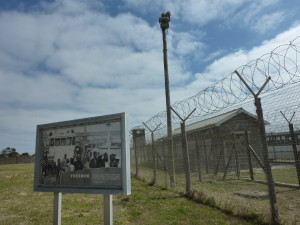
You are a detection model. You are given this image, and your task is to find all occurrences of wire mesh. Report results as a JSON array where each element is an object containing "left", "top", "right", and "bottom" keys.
[{"left": 131, "top": 37, "right": 300, "bottom": 225}]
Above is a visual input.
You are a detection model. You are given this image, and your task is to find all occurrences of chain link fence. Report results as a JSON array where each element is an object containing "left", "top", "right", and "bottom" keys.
[{"left": 131, "top": 37, "right": 300, "bottom": 225}]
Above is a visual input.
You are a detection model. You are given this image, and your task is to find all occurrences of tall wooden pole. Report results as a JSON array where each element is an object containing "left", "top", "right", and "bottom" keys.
[{"left": 159, "top": 11, "right": 176, "bottom": 189}]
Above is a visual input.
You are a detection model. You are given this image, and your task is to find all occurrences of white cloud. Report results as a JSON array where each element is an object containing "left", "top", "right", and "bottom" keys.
[
  {"left": 187, "top": 24, "right": 300, "bottom": 96},
  {"left": 40, "top": 0, "right": 105, "bottom": 15},
  {"left": 0, "top": 0, "right": 200, "bottom": 153},
  {"left": 251, "top": 11, "right": 286, "bottom": 34},
  {"left": 0, "top": 8, "right": 195, "bottom": 89},
  {"left": 122, "top": 0, "right": 285, "bottom": 33},
  {"left": 203, "top": 50, "right": 227, "bottom": 63},
  {"left": 235, "top": 0, "right": 280, "bottom": 25},
  {"left": 170, "top": 31, "right": 205, "bottom": 58},
  {"left": 0, "top": 70, "right": 75, "bottom": 108},
  {"left": 122, "top": 0, "right": 247, "bottom": 25}
]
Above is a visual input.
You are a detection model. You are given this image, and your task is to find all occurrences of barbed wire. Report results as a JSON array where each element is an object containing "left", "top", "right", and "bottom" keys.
[{"left": 134, "top": 36, "right": 300, "bottom": 131}]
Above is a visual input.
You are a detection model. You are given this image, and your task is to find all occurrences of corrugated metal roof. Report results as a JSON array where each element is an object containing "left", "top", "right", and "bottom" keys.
[{"left": 173, "top": 108, "right": 262, "bottom": 135}]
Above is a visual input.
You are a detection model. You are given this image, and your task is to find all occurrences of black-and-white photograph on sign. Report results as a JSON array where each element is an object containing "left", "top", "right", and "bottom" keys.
[{"left": 34, "top": 113, "right": 130, "bottom": 195}]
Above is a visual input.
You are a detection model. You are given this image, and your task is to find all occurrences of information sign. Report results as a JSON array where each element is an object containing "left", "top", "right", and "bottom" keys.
[{"left": 34, "top": 113, "right": 130, "bottom": 195}]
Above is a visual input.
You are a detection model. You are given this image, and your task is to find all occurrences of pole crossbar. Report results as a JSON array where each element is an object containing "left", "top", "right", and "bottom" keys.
[
  {"left": 170, "top": 107, "right": 196, "bottom": 122},
  {"left": 234, "top": 70, "right": 271, "bottom": 98},
  {"left": 280, "top": 111, "right": 296, "bottom": 124},
  {"left": 143, "top": 122, "right": 161, "bottom": 133}
]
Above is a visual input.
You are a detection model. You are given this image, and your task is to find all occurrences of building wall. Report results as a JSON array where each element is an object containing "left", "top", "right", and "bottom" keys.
[
  {"left": 133, "top": 113, "right": 267, "bottom": 177},
  {"left": 160, "top": 113, "right": 265, "bottom": 174}
]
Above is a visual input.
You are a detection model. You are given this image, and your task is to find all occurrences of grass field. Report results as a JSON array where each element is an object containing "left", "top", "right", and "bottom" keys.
[
  {"left": 0, "top": 163, "right": 266, "bottom": 225},
  {"left": 135, "top": 165, "right": 300, "bottom": 225}
]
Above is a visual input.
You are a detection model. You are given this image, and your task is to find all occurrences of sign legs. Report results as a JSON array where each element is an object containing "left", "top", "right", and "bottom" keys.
[
  {"left": 52, "top": 193, "right": 113, "bottom": 225},
  {"left": 104, "top": 194, "right": 113, "bottom": 225},
  {"left": 53, "top": 192, "right": 62, "bottom": 225}
]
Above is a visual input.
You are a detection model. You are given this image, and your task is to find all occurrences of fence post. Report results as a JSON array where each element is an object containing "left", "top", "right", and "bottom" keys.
[
  {"left": 130, "top": 132, "right": 139, "bottom": 177},
  {"left": 162, "top": 139, "right": 168, "bottom": 188},
  {"left": 194, "top": 134, "right": 202, "bottom": 182},
  {"left": 219, "top": 128, "right": 227, "bottom": 177},
  {"left": 171, "top": 107, "right": 196, "bottom": 194},
  {"left": 288, "top": 123, "right": 300, "bottom": 186},
  {"left": 181, "top": 122, "right": 192, "bottom": 193},
  {"left": 214, "top": 129, "right": 226, "bottom": 176},
  {"left": 270, "top": 132, "right": 277, "bottom": 161},
  {"left": 280, "top": 111, "right": 300, "bottom": 187},
  {"left": 151, "top": 132, "right": 156, "bottom": 184},
  {"left": 134, "top": 136, "right": 139, "bottom": 177},
  {"left": 245, "top": 131, "right": 254, "bottom": 180},
  {"left": 235, "top": 70, "right": 279, "bottom": 224},
  {"left": 143, "top": 123, "right": 161, "bottom": 185},
  {"left": 140, "top": 142, "right": 143, "bottom": 166},
  {"left": 202, "top": 135, "right": 209, "bottom": 174},
  {"left": 255, "top": 97, "right": 279, "bottom": 224},
  {"left": 148, "top": 143, "right": 151, "bottom": 167},
  {"left": 232, "top": 133, "right": 241, "bottom": 179}
]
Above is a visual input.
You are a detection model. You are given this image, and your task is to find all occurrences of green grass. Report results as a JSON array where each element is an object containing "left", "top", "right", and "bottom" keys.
[
  {"left": 254, "top": 167, "right": 299, "bottom": 184},
  {"left": 0, "top": 163, "right": 261, "bottom": 225},
  {"left": 134, "top": 165, "right": 300, "bottom": 225}
]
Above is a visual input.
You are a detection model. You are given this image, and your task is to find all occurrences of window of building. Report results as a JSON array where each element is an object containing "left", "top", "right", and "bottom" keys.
[
  {"left": 61, "top": 138, "right": 66, "bottom": 146},
  {"left": 276, "top": 136, "right": 281, "bottom": 141},
  {"left": 50, "top": 138, "right": 54, "bottom": 146},
  {"left": 66, "top": 137, "right": 72, "bottom": 145},
  {"left": 55, "top": 138, "right": 61, "bottom": 146}
]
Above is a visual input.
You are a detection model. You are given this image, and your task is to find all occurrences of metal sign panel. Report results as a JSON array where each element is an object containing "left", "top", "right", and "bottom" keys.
[{"left": 34, "top": 113, "right": 130, "bottom": 195}]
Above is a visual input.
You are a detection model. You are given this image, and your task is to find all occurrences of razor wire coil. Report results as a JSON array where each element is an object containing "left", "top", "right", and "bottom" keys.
[{"left": 135, "top": 36, "right": 300, "bottom": 131}]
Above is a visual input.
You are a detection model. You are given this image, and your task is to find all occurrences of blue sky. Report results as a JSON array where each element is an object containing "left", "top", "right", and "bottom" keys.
[{"left": 0, "top": 0, "right": 300, "bottom": 154}]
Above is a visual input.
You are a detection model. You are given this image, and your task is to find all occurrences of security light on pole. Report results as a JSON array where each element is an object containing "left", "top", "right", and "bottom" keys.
[{"left": 159, "top": 11, "right": 176, "bottom": 189}]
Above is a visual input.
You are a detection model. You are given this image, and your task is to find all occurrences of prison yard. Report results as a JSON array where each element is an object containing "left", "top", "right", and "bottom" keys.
[
  {"left": 133, "top": 165, "right": 300, "bottom": 225},
  {"left": 130, "top": 36, "right": 300, "bottom": 224},
  {"left": 0, "top": 162, "right": 299, "bottom": 225},
  {"left": 0, "top": 163, "right": 265, "bottom": 225},
  {"left": 131, "top": 103, "right": 300, "bottom": 225}
]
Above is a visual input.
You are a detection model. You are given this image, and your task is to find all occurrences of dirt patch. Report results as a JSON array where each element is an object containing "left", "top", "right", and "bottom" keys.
[{"left": 234, "top": 190, "right": 269, "bottom": 199}]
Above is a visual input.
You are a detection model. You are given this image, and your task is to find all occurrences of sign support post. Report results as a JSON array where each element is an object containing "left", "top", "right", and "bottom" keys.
[
  {"left": 53, "top": 192, "right": 62, "bottom": 225},
  {"left": 104, "top": 194, "right": 113, "bottom": 225}
]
